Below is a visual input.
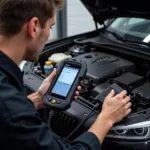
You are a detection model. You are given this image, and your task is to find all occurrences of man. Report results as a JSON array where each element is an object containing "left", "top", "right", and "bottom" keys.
[{"left": 0, "top": 0, "right": 131, "bottom": 150}]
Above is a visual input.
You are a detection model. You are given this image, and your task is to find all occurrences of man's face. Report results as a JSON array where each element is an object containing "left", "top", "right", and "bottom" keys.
[{"left": 24, "top": 10, "right": 56, "bottom": 62}]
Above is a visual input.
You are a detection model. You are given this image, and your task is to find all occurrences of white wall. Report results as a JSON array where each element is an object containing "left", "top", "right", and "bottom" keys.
[
  {"left": 67, "top": 0, "right": 95, "bottom": 36},
  {"left": 47, "top": 0, "right": 98, "bottom": 42},
  {"left": 47, "top": 15, "right": 57, "bottom": 43}
]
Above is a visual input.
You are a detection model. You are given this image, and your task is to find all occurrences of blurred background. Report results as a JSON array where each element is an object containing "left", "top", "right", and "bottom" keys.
[{"left": 47, "top": 0, "right": 97, "bottom": 43}]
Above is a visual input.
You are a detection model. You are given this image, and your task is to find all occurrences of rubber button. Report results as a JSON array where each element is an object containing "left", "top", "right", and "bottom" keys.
[
  {"left": 48, "top": 98, "right": 52, "bottom": 101},
  {"left": 57, "top": 101, "right": 61, "bottom": 104},
  {"left": 51, "top": 99, "right": 57, "bottom": 104}
]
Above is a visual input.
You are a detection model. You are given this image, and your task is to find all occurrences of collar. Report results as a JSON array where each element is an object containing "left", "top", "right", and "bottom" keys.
[{"left": 0, "top": 51, "right": 23, "bottom": 84}]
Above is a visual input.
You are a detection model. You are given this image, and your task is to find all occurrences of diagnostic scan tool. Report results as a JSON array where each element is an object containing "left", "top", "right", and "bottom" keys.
[{"left": 43, "top": 59, "right": 87, "bottom": 110}]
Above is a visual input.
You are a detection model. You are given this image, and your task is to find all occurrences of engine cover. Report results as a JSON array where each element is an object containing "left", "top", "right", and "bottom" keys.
[{"left": 73, "top": 52, "right": 136, "bottom": 82}]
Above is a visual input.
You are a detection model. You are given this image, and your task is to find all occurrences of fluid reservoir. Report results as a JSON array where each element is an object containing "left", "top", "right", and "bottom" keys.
[
  {"left": 44, "top": 61, "right": 54, "bottom": 77},
  {"left": 48, "top": 53, "right": 72, "bottom": 64}
]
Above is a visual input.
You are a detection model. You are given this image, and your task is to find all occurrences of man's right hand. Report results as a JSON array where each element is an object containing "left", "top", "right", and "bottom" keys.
[
  {"left": 88, "top": 90, "right": 131, "bottom": 144},
  {"left": 101, "top": 89, "right": 131, "bottom": 125}
]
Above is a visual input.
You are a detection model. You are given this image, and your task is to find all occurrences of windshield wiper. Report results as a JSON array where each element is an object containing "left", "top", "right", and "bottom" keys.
[
  {"left": 104, "top": 30, "right": 150, "bottom": 48},
  {"left": 123, "top": 40, "right": 150, "bottom": 48},
  {"left": 104, "top": 30, "right": 125, "bottom": 41}
]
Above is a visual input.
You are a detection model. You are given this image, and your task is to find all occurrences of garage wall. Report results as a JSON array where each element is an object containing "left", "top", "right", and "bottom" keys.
[
  {"left": 67, "top": 0, "right": 96, "bottom": 37},
  {"left": 47, "top": 0, "right": 98, "bottom": 42},
  {"left": 47, "top": 16, "right": 57, "bottom": 43}
]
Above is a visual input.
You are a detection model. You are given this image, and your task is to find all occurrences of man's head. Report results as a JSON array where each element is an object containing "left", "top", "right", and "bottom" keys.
[{"left": 0, "top": 0, "right": 63, "bottom": 62}]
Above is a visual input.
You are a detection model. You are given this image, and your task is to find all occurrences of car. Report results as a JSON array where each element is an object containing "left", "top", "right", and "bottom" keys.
[{"left": 22, "top": 0, "right": 150, "bottom": 149}]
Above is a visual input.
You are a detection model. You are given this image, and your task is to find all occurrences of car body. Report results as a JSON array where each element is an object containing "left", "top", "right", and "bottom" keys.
[{"left": 22, "top": 0, "right": 150, "bottom": 149}]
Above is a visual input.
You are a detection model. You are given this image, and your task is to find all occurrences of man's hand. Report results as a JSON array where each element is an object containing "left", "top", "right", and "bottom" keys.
[
  {"left": 88, "top": 90, "right": 131, "bottom": 144},
  {"left": 28, "top": 68, "right": 81, "bottom": 110},
  {"left": 101, "top": 90, "right": 131, "bottom": 125}
]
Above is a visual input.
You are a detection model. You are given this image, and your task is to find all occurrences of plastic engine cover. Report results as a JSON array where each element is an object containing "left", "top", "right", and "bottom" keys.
[{"left": 73, "top": 52, "right": 136, "bottom": 82}]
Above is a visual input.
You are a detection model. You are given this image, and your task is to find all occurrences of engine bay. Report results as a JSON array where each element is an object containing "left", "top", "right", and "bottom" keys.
[
  {"left": 23, "top": 38, "right": 150, "bottom": 142},
  {"left": 30, "top": 44, "right": 150, "bottom": 113}
]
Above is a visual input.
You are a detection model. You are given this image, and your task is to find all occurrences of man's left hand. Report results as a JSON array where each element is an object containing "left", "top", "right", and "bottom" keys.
[{"left": 28, "top": 68, "right": 81, "bottom": 110}]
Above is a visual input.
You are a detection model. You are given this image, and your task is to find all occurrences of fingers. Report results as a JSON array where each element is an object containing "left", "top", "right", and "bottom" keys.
[
  {"left": 74, "top": 96, "right": 78, "bottom": 100},
  {"left": 118, "top": 90, "right": 127, "bottom": 98},
  {"left": 125, "top": 108, "right": 132, "bottom": 116},
  {"left": 125, "top": 102, "right": 132, "bottom": 109},
  {"left": 123, "top": 96, "right": 131, "bottom": 104},
  {"left": 45, "top": 68, "right": 57, "bottom": 82},
  {"left": 73, "top": 85, "right": 81, "bottom": 100},
  {"left": 77, "top": 86, "right": 81, "bottom": 91},
  {"left": 107, "top": 90, "right": 115, "bottom": 98},
  {"left": 74, "top": 91, "right": 80, "bottom": 100},
  {"left": 75, "top": 91, "right": 79, "bottom": 96},
  {"left": 123, "top": 99, "right": 132, "bottom": 118}
]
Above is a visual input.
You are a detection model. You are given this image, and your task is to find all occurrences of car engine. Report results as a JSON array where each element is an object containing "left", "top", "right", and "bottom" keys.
[
  {"left": 23, "top": 43, "right": 150, "bottom": 143},
  {"left": 72, "top": 52, "right": 136, "bottom": 99}
]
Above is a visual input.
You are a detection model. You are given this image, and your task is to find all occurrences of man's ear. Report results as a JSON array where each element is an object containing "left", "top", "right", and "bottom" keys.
[{"left": 27, "top": 17, "right": 41, "bottom": 39}]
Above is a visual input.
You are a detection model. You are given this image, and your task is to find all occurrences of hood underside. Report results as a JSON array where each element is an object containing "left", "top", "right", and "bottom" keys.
[{"left": 81, "top": 0, "right": 150, "bottom": 24}]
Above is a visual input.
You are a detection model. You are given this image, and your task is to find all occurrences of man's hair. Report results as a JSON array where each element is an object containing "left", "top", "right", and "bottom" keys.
[{"left": 0, "top": 0, "right": 63, "bottom": 36}]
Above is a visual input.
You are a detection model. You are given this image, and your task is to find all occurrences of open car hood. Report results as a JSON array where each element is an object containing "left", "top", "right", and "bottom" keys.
[{"left": 81, "top": 0, "right": 150, "bottom": 24}]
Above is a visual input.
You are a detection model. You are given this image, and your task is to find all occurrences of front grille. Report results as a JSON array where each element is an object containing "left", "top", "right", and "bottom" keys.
[
  {"left": 50, "top": 111, "right": 85, "bottom": 141},
  {"left": 24, "top": 86, "right": 34, "bottom": 95}
]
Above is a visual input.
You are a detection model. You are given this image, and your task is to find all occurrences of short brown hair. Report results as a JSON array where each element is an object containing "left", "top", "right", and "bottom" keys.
[{"left": 0, "top": 0, "right": 63, "bottom": 36}]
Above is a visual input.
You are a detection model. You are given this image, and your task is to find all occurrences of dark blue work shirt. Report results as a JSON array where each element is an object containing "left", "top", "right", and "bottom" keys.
[{"left": 0, "top": 51, "right": 101, "bottom": 150}]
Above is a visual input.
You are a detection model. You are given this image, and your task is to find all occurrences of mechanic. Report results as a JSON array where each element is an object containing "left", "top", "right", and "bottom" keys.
[{"left": 0, "top": 0, "right": 131, "bottom": 150}]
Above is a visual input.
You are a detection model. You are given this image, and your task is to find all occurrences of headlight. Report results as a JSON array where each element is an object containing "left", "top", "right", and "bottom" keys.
[{"left": 107, "top": 121, "right": 150, "bottom": 140}]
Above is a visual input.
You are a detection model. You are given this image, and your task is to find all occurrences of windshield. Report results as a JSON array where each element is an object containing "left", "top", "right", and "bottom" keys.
[{"left": 107, "top": 17, "right": 150, "bottom": 43}]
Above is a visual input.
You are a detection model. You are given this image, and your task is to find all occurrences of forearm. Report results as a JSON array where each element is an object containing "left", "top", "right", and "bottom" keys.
[
  {"left": 27, "top": 91, "right": 43, "bottom": 110},
  {"left": 88, "top": 113, "right": 113, "bottom": 144}
]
